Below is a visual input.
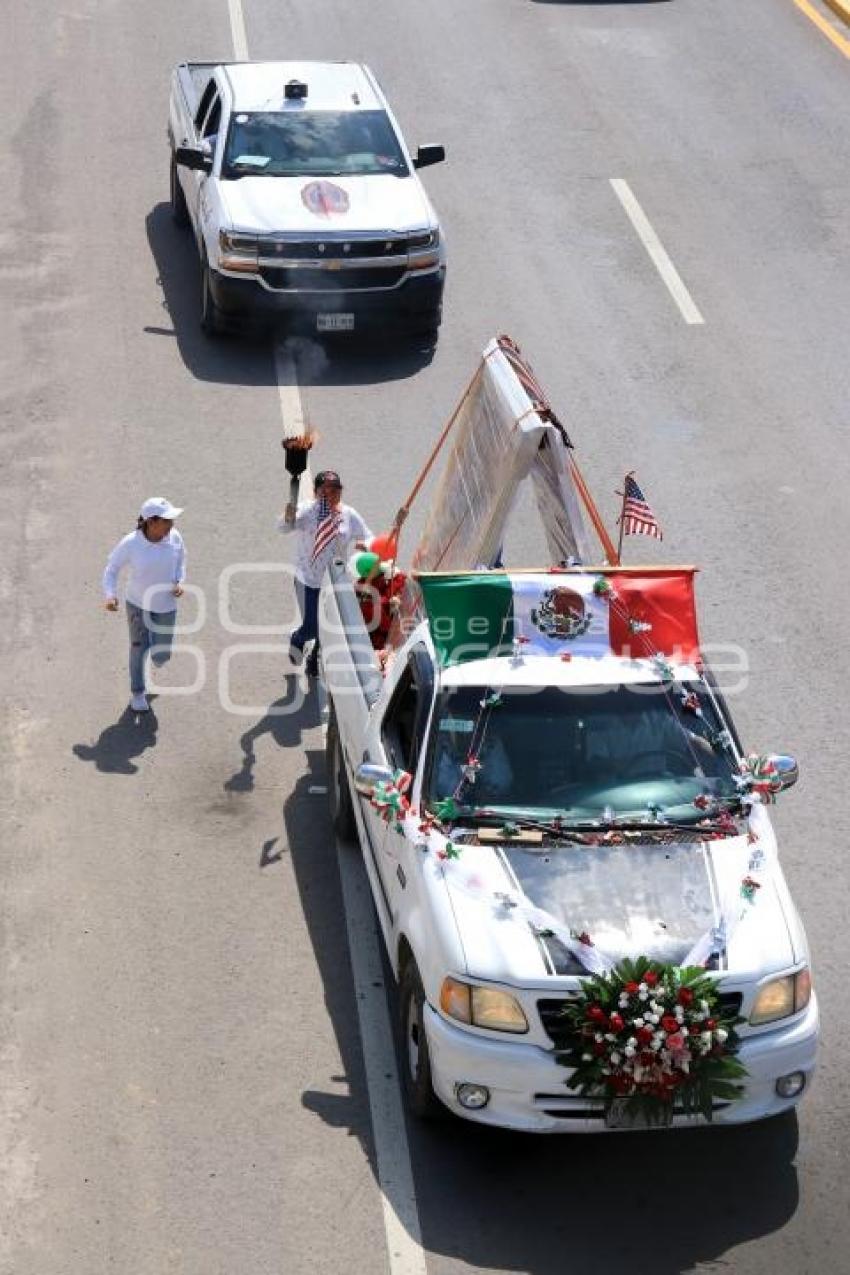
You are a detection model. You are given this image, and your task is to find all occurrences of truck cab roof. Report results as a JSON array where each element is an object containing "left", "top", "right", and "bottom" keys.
[{"left": 222, "top": 61, "right": 382, "bottom": 114}]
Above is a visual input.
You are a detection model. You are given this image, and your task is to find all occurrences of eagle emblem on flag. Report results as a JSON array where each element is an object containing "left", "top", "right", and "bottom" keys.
[{"left": 530, "top": 587, "right": 591, "bottom": 640}]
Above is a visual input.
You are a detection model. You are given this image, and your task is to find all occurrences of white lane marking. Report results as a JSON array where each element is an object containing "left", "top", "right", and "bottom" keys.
[
  {"left": 610, "top": 178, "right": 705, "bottom": 326},
  {"left": 227, "top": 0, "right": 249, "bottom": 60},
  {"left": 337, "top": 844, "right": 429, "bottom": 1275},
  {"left": 274, "top": 345, "right": 307, "bottom": 439},
  {"left": 270, "top": 338, "right": 423, "bottom": 1271}
]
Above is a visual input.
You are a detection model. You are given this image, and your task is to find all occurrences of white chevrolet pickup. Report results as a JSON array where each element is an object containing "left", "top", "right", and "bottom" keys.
[
  {"left": 320, "top": 564, "right": 818, "bottom": 1133},
  {"left": 168, "top": 61, "right": 445, "bottom": 336}
]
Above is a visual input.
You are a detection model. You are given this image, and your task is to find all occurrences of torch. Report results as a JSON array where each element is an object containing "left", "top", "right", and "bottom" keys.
[{"left": 280, "top": 431, "right": 315, "bottom": 508}]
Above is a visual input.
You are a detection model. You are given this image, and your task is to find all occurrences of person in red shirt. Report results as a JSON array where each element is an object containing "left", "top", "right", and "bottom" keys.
[{"left": 354, "top": 553, "right": 407, "bottom": 649}]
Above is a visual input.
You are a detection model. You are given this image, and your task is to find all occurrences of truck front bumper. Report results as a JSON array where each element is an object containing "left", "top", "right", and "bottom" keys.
[
  {"left": 208, "top": 266, "right": 444, "bottom": 334},
  {"left": 424, "top": 996, "right": 819, "bottom": 1133}
]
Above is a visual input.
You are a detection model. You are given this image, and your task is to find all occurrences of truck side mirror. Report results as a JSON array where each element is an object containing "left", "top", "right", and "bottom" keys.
[
  {"left": 354, "top": 762, "right": 395, "bottom": 798},
  {"left": 175, "top": 145, "right": 212, "bottom": 174},
  {"left": 767, "top": 754, "right": 799, "bottom": 791},
  {"left": 413, "top": 144, "right": 445, "bottom": 170}
]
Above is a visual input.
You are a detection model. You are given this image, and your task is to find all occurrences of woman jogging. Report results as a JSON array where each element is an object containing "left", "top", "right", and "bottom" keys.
[{"left": 102, "top": 497, "right": 187, "bottom": 712}]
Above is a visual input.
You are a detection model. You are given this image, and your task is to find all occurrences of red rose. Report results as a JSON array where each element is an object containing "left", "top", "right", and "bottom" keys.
[
  {"left": 636, "top": 1026, "right": 654, "bottom": 1045},
  {"left": 661, "top": 1016, "right": 679, "bottom": 1034},
  {"left": 639, "top": 1051, "right": 656, "bottom": 1066},
  {"left": 608, "top": 1013, "right": 625, "bottom": 1033},
  {"left": 689, "top": 1025, "right": 701, "bottom": 1036},
  {"left": 644, "top": 971, "right": 659, "bottom": 986},
  {"left": 593, "top": 1041, "right": 607, "bottom": 1056},
  {"left": 625, "top": 981, "right": 640, "bottom": 995},
  {"left": 677, "top": 987, "right": 694, "bottom": 1007},
  {"left": 587, "top": 1005, "right": 607, "bottom": 1023},
  {"left": 705, "top": 1018, "right": 716, "bottom": 1030}
]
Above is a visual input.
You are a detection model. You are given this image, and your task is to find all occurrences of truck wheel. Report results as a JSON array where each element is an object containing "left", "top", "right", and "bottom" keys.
[
  {"left": 398, "top": 962, "right": 444, "bottom": 1121},
  {"left": 200, "top": 258, "right": 223, "bottom": 336},
  {"left": 327, "top": 705, "right": 357, "bottom": 843},
  {"left": 170, "top": 153, "right": 190, "bottom": 228}
]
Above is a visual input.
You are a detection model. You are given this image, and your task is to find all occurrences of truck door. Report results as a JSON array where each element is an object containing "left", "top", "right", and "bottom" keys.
[
  {"left": 187, "top": 80, "right": 222, "bottom": 235},
  {"left": 364, "top": 646, "right": 433, "bottom": 921}
]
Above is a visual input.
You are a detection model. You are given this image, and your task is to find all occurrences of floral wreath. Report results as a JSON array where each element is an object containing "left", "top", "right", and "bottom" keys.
[{"left": 556, "top": 958, "right": 746, "bottom": 1123}]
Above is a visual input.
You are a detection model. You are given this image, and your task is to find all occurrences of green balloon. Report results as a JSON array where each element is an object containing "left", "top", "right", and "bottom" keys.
[{"left": 355, "top": 552, "right": 380, "bottom": 578}]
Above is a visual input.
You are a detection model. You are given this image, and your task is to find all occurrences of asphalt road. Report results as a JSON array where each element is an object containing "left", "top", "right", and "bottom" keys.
[{"left": 2, "top": 1, "right": 849, "bottom": 1272}]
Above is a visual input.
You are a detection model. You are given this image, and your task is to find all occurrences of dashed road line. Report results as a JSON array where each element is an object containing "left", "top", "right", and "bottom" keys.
[
  {"left": 264, "top": 147, "right": 427, "bottom": 1275},
  {"left": 610, "top": 178, "right": 705, "bottom": 326},
  {"left": 227, "top": 0, "right": 249, "bottom": 60}
]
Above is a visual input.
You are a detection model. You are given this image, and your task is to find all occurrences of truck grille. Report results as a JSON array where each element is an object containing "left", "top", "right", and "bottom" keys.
[
  {"left": 537, "top": 992, "right": 744, "bottom": 1051},
  {"left": 263, "top": 237, "right": 410, "bottom": 260},
  {"left": 259, "top": 265, "right": 406, "bottom": 292}
]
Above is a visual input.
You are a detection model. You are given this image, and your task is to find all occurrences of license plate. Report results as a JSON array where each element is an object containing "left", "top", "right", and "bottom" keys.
[
  {"left": 317, "top": 313, "right": 355, "bottom": 332},
  {"left": 604, "top": 1098, "right": 674, "bottom": 1130}
]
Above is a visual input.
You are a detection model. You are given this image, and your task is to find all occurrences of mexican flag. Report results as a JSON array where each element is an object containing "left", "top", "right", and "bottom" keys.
[{"left": 417, "top": 570, "right": 700, "bottom": 667}]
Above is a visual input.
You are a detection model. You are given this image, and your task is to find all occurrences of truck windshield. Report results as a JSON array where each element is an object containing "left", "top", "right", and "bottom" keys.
[
  {"left": 222, "top": 110, "right": 409, "bottom": 178},
  {"left": 424, "top": 684, "right": 740, "bottom": 824}
]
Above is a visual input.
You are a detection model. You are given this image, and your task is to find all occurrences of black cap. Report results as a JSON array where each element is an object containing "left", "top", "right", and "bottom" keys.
[{"left": 314, "top": 470, "right": 342, "bottom": 489}]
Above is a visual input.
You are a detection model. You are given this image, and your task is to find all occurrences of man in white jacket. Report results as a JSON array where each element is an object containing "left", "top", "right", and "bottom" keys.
[{"left": 102, "top": 497, "right": 187, "bottom": 713}]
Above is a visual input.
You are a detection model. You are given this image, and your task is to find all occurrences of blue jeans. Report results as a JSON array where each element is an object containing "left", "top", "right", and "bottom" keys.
[
  {"left": 126, "top": 601, "right": 176, "bottom": 694},
  {"left": 291, "top": 579, "right": 320, "bottom": 654}
]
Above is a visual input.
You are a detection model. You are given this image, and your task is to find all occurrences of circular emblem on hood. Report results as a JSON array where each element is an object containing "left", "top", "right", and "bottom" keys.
[
  {"left": 300, "top": 180, "right": 350, "bottom": 218},
  {"left": 530, "top": 587, "right": 592, "bottom": 640}
]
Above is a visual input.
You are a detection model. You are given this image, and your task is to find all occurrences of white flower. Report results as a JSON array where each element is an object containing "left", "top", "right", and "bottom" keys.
[
  {"left": 638, "top": 990, "right": 649, "bottom": 1002},
  {"left": 700, "top": 1000, "right": 710, "bottom": 1015},
  {"left": 674, "top": 1006, "right": 685, "bottom": 1023},
  {"left": 700, "top": 1031, "right": 712, "bottom": 1050},
  {"left": 582, "top": 1053, "right": 593, "bottom": 1062},
  {"left": 633, "top": 1018, "right": 645, "bottom": 1029},
  {"left": 605, "top": 1033, "right": 616, "bottom": 1042},
  {"left": 610, "top": 1052, "right": 621, "bottom": 1065},
  {"left": 625, "top": 1046, "right": 636, "bottom": 1058},
  {"left": 619, "top": 994, "right": 629, "bottom": 1008},
  {"left": 595, "top": 1032, "right": 604, "bottom": 1042},
  {"left": 638, "top": 982, "right": 648, "bottom": 993},
  {"left": 647, "top": 1013, "right": 659, "bottom": 1025},
  {"left": 714, "top": 1028, "right": 729, "bottom": 1045}
]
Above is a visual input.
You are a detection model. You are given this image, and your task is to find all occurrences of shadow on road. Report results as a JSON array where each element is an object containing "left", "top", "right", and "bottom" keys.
[
  {"left": 410, "top": 1109, "right": 798, "bottom": 1273},
  {"left": 72, "top": 702, "right": 159, "bottom": 774},
  {"left": 144, "top": 203, "right": 436, "bottom": 387},
  {"left": 223, "top": 679, "right": 321, "bottom": 794},
  {"left": 225, "top": 682, "right": 378, "bottom": 1168}
]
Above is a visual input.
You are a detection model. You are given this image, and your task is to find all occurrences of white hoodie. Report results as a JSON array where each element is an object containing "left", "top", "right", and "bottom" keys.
[{"left": 102, "top": 528, "right": 187, "bottom": 612}]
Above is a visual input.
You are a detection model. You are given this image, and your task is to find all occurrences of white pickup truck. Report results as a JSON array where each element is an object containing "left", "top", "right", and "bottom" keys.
[
  {"left": 168, "top": 61, "right": 445, "bottom": 336},
  {"left": 320, "top": 564, "right": 818, "bottom": 1132}
]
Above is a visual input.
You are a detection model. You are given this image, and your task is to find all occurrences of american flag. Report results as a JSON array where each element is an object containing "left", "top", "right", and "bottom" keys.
[
  {"left": 311, "top": 496, "right": 342, "bottom": 564},
  {"left": 620, "top": 474, "right": 663, "bottom": 540}
]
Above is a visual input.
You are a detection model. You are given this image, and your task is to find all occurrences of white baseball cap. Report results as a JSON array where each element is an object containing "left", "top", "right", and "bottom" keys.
[{"left": 139, "top": 496, "right": 184, "bottom": 520}]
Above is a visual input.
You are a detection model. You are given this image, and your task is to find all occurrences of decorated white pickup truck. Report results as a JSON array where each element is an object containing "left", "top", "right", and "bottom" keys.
[
  {"left": 168, "top": 60, "right": 445, "bottom": 336},
  {"left": 319, "top": 339, "right": 818, "bottom": 1132}
]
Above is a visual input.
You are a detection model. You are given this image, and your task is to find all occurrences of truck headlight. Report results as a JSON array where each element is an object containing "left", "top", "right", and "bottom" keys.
[
  {"left": 440, "top": 976, "right": 528, "bottom": 1034},
  {"left": 750, "top": 968, "right": 812, "bottom": 1025},
  {"left": 407, "top": 228, "right": 440, "bottom": 270},
  {"left": 219, "top": 230, "right": 259, "bottom": 272}
]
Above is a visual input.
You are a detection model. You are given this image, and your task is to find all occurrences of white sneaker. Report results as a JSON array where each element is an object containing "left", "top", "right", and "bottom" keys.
[{"left": 130, "top": 692, "right": 149, "bottom": 712}]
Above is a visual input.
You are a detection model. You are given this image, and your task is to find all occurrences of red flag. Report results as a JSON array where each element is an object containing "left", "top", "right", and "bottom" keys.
[{"left": 608, "top": 570, "right": 700, "bottom": 663}]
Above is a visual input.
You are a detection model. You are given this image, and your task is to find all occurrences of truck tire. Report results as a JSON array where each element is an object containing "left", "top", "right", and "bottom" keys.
[
  {"left": 200, "top": 256, "right": 223, "bottom": 336},
  {"left": 170, "top": 153, "right": 190, "bottom": 228},
  {"left": 326, "top": 704, "right": 357, "bottom": 843},
  {"left": 398, "top": 961, "right": 444, "bottom": 1121}
]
